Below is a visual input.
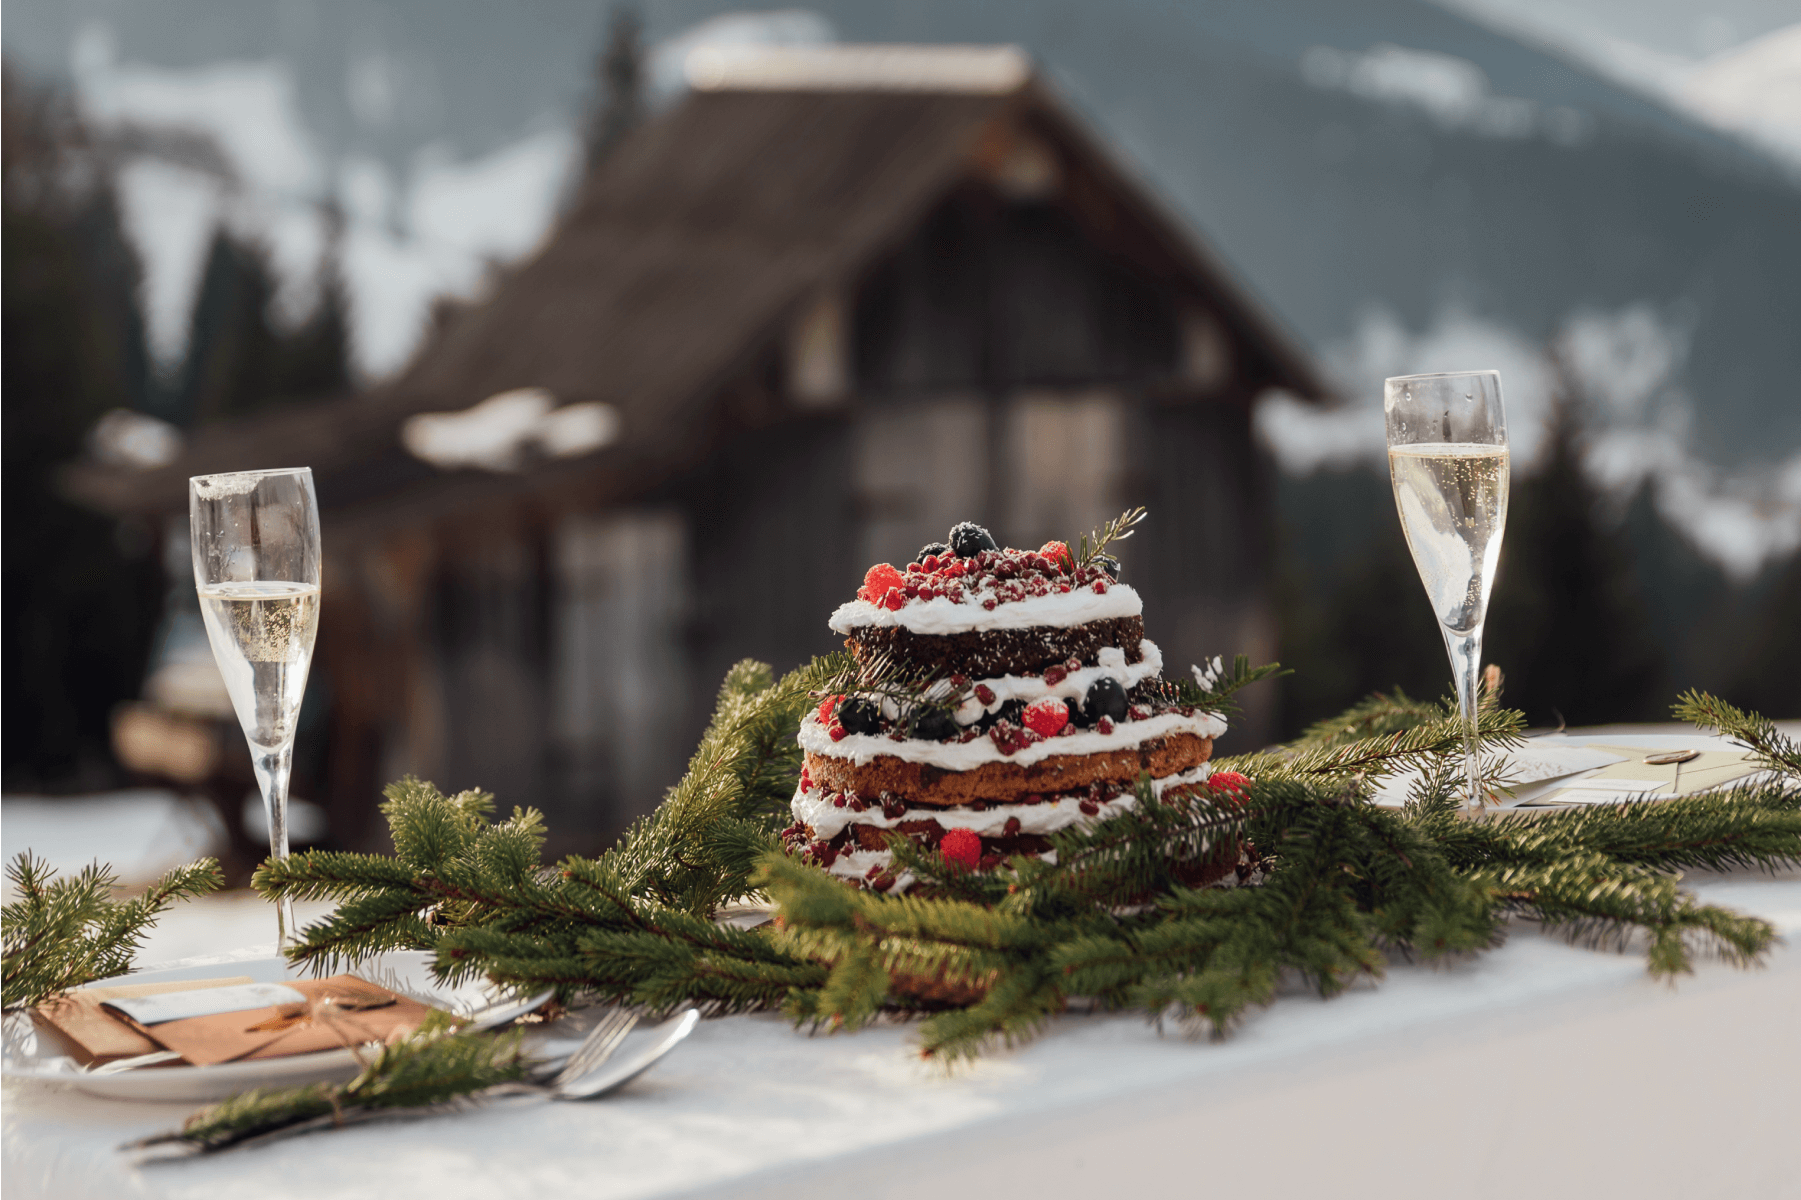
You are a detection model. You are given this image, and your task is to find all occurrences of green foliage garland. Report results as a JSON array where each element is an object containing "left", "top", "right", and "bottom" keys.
[{"left": 254, "top": 660, "right": 1801, "bottom": 1068}]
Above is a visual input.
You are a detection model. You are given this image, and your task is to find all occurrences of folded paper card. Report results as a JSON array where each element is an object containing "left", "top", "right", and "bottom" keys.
[
  {"left": 32, "top": 976, "right": 256, "bottom": 1064},
  {"left": 35, "top": 974, "right": 439, "bottom": 1067},
  {"left": 104, "top": 983, "right": 306, "bottom": 1026},
  {"left": 115, "top": 974, "right": 436, "bottom": 1065},
  {"left": 1369, "top": 742, "right": 1627, "bottom": 808},
  {"left": 1527, "top": 747, "right": 1768, "bottom": 806}
]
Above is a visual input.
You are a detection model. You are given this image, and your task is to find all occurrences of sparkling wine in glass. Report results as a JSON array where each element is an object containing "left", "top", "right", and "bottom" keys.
[
  {"left": 189, "top": 468, "right": 322, "bottom": 949},
  {"left": 1384, "top": 372, "right": 1509, "bottom": 810}
]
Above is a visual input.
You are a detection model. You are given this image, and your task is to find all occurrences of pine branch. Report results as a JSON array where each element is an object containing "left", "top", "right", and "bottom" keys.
[
  {"left": 1474, "top": 854, "right": 1777, "bottom": 978},
  {"left": 810, "top": 649, "right": 972, "bottom": 717},
  {"left": 1235, "top": 702, "right": 1525, "bottom": 785},
  {"left": 1477, "top": 786, "right": 1801, "bottom": 875},
  {"left": 1291, "top": 688, "right": 1442, "bottom": 750},
  {"left": 1150, "top": 655, "right": 1290, "bottom": 721},
  {"left": 136, "top": 1015, "right": 527, "bottom": 1153},
  {"left": 1673, "top": 689, "right": 1801, "bottom": 779},
  {"left": 3, "top": 854, "right": 222, "bottom": 1009}
]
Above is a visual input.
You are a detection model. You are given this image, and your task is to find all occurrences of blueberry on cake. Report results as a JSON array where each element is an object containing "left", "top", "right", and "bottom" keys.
[{"left": 782, "top": 520, "right": 1234, "bottom": 894}]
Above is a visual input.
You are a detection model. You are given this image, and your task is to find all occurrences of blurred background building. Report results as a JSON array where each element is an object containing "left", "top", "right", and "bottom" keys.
[{"left": 5, "top": 0, "right": 1798, "bottom": 861}]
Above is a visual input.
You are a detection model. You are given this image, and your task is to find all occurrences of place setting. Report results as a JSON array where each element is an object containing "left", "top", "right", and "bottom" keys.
[{"left": 2, "top": 469, "right": 695, "bottom": 1146}]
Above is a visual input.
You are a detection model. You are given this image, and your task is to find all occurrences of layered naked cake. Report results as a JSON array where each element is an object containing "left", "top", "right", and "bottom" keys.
[{"left": 782, "top": 521, "right": 1231, "bottom": 893}]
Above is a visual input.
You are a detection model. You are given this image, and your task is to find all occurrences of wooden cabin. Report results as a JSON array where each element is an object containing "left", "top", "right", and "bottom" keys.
[{"left": 70, "top": 46, "right": 1327, "bottom": 853}]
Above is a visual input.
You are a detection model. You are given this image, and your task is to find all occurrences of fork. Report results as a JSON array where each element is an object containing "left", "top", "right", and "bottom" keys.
[{"left": 536, "top": 1007, "right": 638, "bottom": 1088}]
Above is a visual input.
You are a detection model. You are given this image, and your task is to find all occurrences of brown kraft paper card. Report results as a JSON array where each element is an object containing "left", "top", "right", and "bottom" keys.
[
  {"left": 108, "top": 974, "right": 441, "bottom": 1066},
  {"left": 33, "top": 976, "right": 257, "bottom": 1065}
]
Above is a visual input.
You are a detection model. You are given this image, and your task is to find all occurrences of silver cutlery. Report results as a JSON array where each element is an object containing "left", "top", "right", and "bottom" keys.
[{"left": 549, "top": 1007, "right": 698, "bottom": 1102}]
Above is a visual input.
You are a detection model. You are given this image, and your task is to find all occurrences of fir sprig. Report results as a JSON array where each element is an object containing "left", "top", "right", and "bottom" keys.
[
  {"left": 809, "top": 649, "right": 971, "bottom": 718},
  {"left": 135, "top": 1013, "right": 527, "bottom": 1154},
  {"left": 2, "top": 853, "right": 222, "bottom": 1009},
  {"left": 1673, "top": 689, "right": 1801, "bottom": 777},
  {"left": 1151, "top": 654, "right": 1290, "bottom": 720},
  {"left": 1073, "top": 506, "right": 1146, "bottom": 569}
]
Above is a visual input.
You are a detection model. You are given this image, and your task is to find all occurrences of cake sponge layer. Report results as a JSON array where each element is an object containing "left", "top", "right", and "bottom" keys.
[
  {"left": 804, "top": 731, "right": 1212, "bottom": 807},
  {"left": 845, "top": 615, "right": 1146, "bottom": 678}
]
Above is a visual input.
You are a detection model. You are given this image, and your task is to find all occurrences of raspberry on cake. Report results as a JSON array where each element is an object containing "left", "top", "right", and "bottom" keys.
[{"left": 785, "top": 518, "right": 1236, "bottom": 895}]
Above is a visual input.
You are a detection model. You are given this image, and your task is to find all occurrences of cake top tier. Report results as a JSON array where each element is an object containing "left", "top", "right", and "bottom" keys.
[{"left": 828, "top": 532, "right": 1140, "bottom": 636}]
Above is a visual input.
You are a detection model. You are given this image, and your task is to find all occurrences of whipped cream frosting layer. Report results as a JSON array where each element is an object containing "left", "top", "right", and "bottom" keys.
[
  {"left": 958, "top": 642, "right": 1161, "bottom": 724},
  {"left": 828, "top": 583, "right": 1142, "bottom": 635},
  {"left": 800, "top": 707, "right": 1227, "bottom": 770},
  {"left": 870, "top": 642, "right": 1166, "bottom": 725},
  {"left": 792, "top": 765, "right": 1214, "bottom": 843},
  {"left": 822, "top": 847, "right": 917, "bottom": 889}
]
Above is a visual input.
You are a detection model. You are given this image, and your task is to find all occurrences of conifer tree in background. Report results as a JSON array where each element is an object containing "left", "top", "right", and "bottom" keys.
[
  {"left": 1, "top": 70, "right": 163, "bottom": 786},
  {"left": 277, "top": 198, "right": 355, "bottom": 398},
  {"left": 1721, "top": 553, "right": 1801, "bottom": 717},
  {"left": 1484, "top": 376, "right": 1667, "bottom": 726},
  {"left": 583, "top": 6, "right": 644, "bottom": 174},
  {"left": 172, "top": 208, "right": 355, "bottom": 427},
  {"left": 174, "top": 227, "right": 288, "bottom": 424}
]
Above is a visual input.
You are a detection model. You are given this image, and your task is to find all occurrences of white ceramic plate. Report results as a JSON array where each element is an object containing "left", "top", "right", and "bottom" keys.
[{"left": 2, "top": 950, "right": 552, "bottom": 1102}]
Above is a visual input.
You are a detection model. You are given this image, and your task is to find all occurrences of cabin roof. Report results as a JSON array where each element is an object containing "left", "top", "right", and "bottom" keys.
[{"left": 68, "top": 46, "right": 1328, "bottom": 528}]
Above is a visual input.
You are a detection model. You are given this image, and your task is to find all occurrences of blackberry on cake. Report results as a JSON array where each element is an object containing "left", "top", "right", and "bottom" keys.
[{"left": 784, "top": 515, "right": 1237, "bottom": 894}]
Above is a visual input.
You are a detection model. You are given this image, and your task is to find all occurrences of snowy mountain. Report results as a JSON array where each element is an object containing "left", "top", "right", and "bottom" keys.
[{"left": 6, "top": 0, "right": 1799, "bottom": 570}]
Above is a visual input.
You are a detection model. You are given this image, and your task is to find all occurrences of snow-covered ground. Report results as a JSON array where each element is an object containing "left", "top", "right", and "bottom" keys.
[
  {"left": 2, "top": 790, "right": 221, "bottom": 890},
  {"left": 2, "top": 791, "right": 336, "bottom": 966}
]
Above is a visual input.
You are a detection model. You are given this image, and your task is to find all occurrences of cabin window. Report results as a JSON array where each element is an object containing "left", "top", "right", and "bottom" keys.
[
  {"left": 551, "top": 509, "right": 689, "bottom": 822},
  {"left": 785, "top": 287, "right": 849, "bottom": 408},
  {"left": 853, "top": 396, "right": 988, "bottom": 566},
  {"left": 1001, "top": 389, "right": 1128, "bottom": 549}
]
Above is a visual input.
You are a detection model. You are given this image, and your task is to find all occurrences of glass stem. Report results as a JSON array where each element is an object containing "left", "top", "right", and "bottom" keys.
[
  {"left": 1442, "top": 626, "right": 1484, "bottom": 811},
  {"left": 250, "top": 743, "right": 297, "bottom": 951}
]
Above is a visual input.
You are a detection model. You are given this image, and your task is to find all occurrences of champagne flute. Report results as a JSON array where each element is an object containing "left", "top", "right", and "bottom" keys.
[
  {"left": 1384, "top": 372, "right": 1509, "bottom": 811},
  {"left": 189, "top": 468, "right": 322, "bottom": 949}
]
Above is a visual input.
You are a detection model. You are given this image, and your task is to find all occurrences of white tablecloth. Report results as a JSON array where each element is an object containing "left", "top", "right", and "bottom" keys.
[
  {"left": 8, "top": 728, "right": 1800, "bottom": 1200},
  {"left": 8, "top": 870, "right": 1797, "bottom": 1200}
]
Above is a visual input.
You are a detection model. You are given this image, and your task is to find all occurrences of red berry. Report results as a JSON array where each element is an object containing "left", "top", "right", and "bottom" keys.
[
  {"left": 1207, "top": 771, "right": 1252, "bottom": 804},
  {"left": 829, "top": 724, "right": 847, "bottom": 742},
  {"left": 799, "top": 766, "right": 812, "bottom": 791},
  {"left": 1044, "top": 665, "right": 1067, "bottom": 686},
  {"left": 1096, "top": 716, "right": 1114, "bottom": 735},
  {"left": 1003, "top": 816, "right": 1022, "bottom": 837},
  {"left": 940, "top": 828, "right": 982, "bottom": 869},
  {"left": 859, "top": 563, "right": 905, "bottom": 603},
  {"left": 982, "top": 598, "right": 997, "bottom": 611},
  {"left": 1079, "top": 798, "right": 1099, "bottom": 816},
  {"left": 1092, "top": 579, "right": 1109, "bottom": 594},
  {"left": 817, "top": 695, "right": 842, "bottom": 725},
  {"left": 884, "top": 589, "right": 904, "bottom": 611},
  {"left": 832, "top": 794, "right": 847, "bottom": 808},
  {"left": 1023, "top": 696, "right": 1070, "bottom": 737},
  {"left": 974, "top": 684, "right": 996, "bottom": 705}
]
